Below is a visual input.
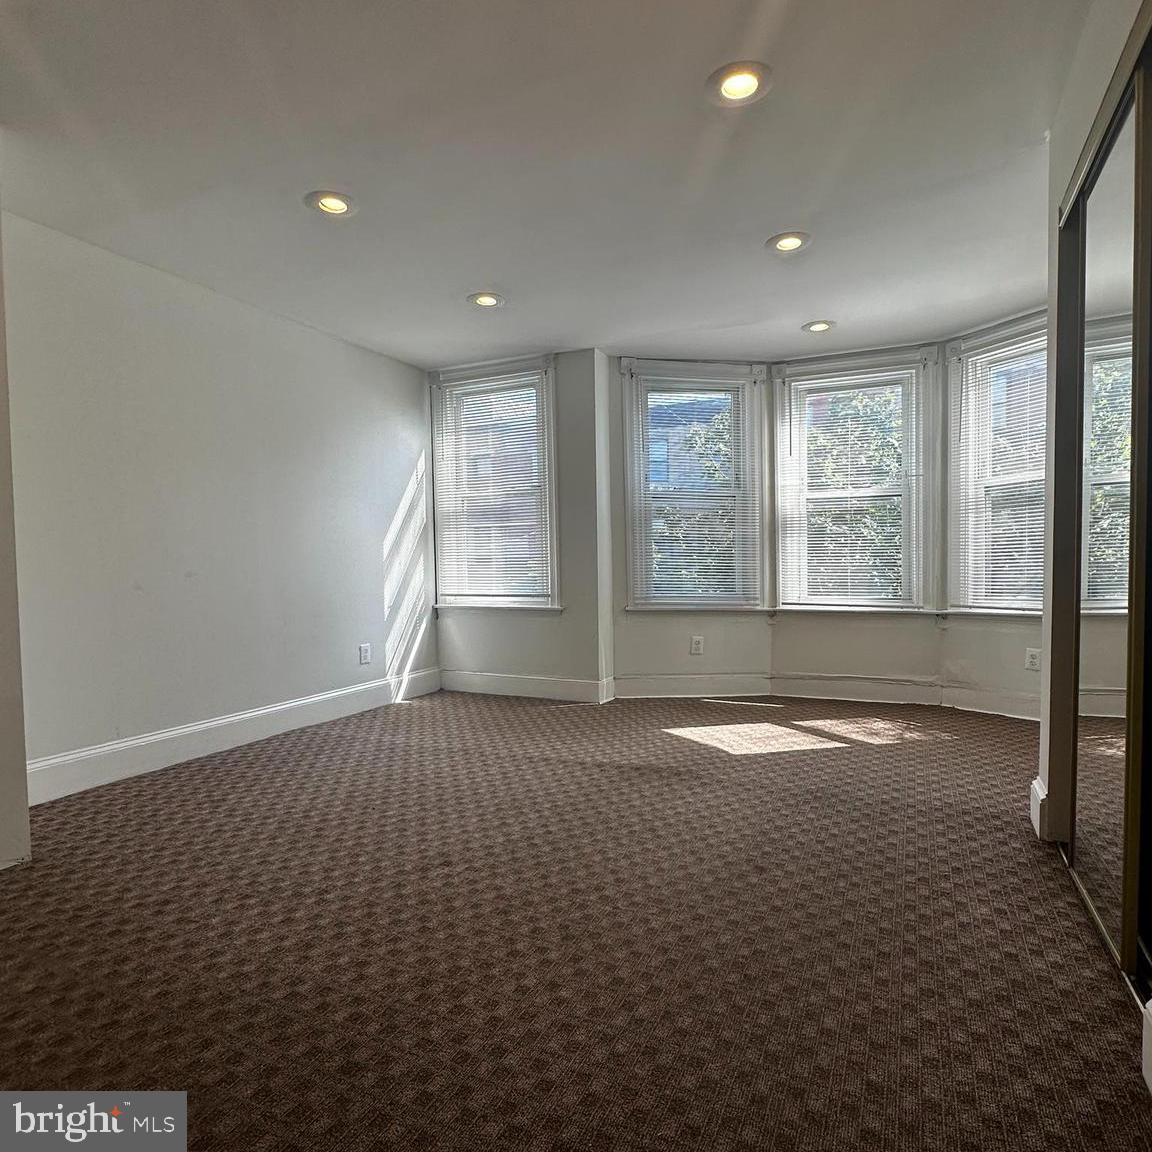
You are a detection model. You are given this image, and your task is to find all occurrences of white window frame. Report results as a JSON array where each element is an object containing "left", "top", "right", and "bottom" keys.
[
  {"left": 1081, "top": 316, "right": 1133, "bottom": 610},
  {"left": 774, "top": 347, "right": 935, "bottom": 609},
  {"left": 622, "top": 358, "right": 767, "bottom": 610},
  {"left": 431, "top": 356, "right": 559, "bottom": 609},
  {"left": 946, "top": 313, "right": 1048, "bottom": 613}
]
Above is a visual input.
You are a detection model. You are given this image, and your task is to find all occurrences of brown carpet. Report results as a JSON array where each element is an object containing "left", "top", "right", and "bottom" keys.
[
  {"left": 1074, "top": 715, "right": 1128, "bottom": 947},
  {"left": 1, "top": 691, "right": 1150, "bottom": 1151}
]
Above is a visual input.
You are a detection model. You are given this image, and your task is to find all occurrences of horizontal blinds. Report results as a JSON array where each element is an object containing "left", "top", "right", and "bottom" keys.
[
  {"left": 432, "top": 362, "right": 554, "bottom": 604},
  {"left": 948, "top": 332, "right": 1047, "bottom": 609},
  {"left": 1083, "top": 338, "right": 1132, "bottom": 604},
  {"left": 626, "top": 362, "right": 763, "bottom": 606},
  {"left": 777, "top": 366, "right": 922, "bottom": 606}
]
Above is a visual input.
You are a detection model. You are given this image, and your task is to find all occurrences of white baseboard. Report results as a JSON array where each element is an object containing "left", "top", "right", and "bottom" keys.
[
  {"left": 567, "top": 669, "right": 1056, "bottom": 721},
  {"left": 1079, "top": 687, "right": 1126, "bottom": 717},
  {"left": 27, "top": 668, "right": 441, "bottom": 805},
  {"left": 613, "top": 673, "right": 773, "bottom": 699},
  {"left": 440, "top": 670, "right": 612, "bottom": 703},
  {"left": 26, "top": 658, "right": 1125, "bottom": 806},
  {"left": 1030, "top": 776, "right": 1048, "bottom": 840},
  {"left": 942, "top": 685, "right": 1040, "bottom": 720},
  {"left": 772, "top": 672, "right": 1047, "bottom": 720},
  {"left": 770, "top": 673, "right": 942, "bottom": 706}
]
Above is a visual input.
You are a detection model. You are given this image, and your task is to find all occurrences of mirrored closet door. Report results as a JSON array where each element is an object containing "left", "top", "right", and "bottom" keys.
[
  {"left": 1052, "top": 27, "right": 1152, "bottom": 987},
  {"left": 1073, "top": 103, "right": 1135, "bottom": 957}
]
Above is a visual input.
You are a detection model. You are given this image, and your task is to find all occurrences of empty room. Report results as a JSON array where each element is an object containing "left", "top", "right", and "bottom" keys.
[{"left": 3, "top": 0, "right": 1152, "bottom": 1148}]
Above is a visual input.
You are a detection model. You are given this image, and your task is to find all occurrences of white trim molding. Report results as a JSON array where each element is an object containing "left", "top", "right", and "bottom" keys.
[
  {"left": 771, "top": 672, "right": 1044, "bottom": 719},
  {"left": 1078, "top": 686, "right": 1127, "bottom": 717},
  {"left": 465, "top": 668, "right": 1054, "bottom": 717},
  {"left": 29, "top": 665, "right": 1121, "bottom": 805},
  {"left": 770, "top": 673, "right": 941, "bottom": 707},
  {"left": 27, "top": 668, "right": 441, "bottom": 805},
  {"left": 440, "top": 670, "right": 613, "bottom": 703},
  {"left": 613, "top": 673, "right": 773, "bottom": 698},
  {"left": 941, "top": 686, "right": 1040, "bottom": 720},
  {"left": 1030, "top": 776, "right": 1050, "bottom": 840}
]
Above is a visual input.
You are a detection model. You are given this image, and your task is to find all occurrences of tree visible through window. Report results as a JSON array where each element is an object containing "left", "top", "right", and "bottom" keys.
[
  {"left": 1084, "top": 348, "right": 1132, "bottom": 603},
  {"left": 778, "top": 367, "right": 920, "bottom": 606},
  {"left": 803, "top": 385, "right": 905, "bottom": 600},
  {"left": 626, "top": 365, "right": 762, "bottom": 607}
]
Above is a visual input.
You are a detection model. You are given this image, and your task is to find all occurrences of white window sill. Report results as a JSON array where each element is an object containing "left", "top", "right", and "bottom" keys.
[
  {"left": 758, "top": 605, "right": 1125, "bottom": 619},
  {"left": 937, "top": 607, "right": 1042, "bottom": 618},
  {"left": 435, "top": 602, "right": 564, "bottom": 612},
  {"left": 944, "top": 607, "right": 1128, "bottom": 618},
  {"left": 624, "top": 604, "right": 772, "bottom": 613},
  {"left": 775, "top": 604, "right": 929, "bottom": 615}
]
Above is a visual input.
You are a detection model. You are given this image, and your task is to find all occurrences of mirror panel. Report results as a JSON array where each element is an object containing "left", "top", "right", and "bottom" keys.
[{"left": 1074, "top": 106, "right": 1135, "bottom": 951}]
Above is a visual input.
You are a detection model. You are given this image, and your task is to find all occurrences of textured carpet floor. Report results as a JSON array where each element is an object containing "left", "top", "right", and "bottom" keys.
[
  {"left": 2, "top": 691, "right": 1151, "bottom": 1151},
  {"left": 1074, "top": 715, "right": 1127, "bottom": 948}
]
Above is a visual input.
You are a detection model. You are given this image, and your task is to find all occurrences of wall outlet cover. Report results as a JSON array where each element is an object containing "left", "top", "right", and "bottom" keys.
[
  {"left": 690, "top": 635, "right": 705, "bottom": 656},
  {"left": 359, "top": 643, "right": 372, "bottom": 665},
  {"left": 1025, "top": 648, "right": 1041, "bottom": 672}
]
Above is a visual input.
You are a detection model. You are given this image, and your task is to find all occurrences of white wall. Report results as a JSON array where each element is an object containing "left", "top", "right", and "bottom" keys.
[
  {"left": 437, "top": 348, "right": 614, "bottom": 701},
  {"left": 770, "top": 612, "right": 941, "bottom": 703},
  {"left": 0, "top": 210, "right": 30, "bottom": 865},
  {"left": 3, "top": 213, "right": 437, "bottom": 800}
]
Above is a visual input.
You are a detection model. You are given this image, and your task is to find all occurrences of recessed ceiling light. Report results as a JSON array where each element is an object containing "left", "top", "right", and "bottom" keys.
[
  {"left": 707, "top": 61, "right": 772, "bottom": 107},
  {"left": 304, "top": 190, "right": 356, "bottom": 217},
  {"left": 802, "top": 320, "right": 835, "bottom": 333},
  {"left": 721, "top": 71, "right": 758, "bottom": 100},
  {"left": 467, "top": 292, "right": 506, "bottom": 308},
  {"left": 767, "top": 231, "right": 811, "bottom": 253}
]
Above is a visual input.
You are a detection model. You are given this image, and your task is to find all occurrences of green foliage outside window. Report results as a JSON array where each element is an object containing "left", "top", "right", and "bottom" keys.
[{"left": 804, "top": 386, "right": 904, "bottom": 599}]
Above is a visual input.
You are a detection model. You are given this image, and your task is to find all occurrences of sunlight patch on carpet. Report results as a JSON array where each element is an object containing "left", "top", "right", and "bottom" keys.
[
  {"left": 664, "top": 722, "right": 846, "bottom": 755},
  {"left": 792, "top": 717, "right": 949, "bottom": 745}
]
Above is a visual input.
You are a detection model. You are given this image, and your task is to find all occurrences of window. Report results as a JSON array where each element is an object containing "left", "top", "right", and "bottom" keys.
[
  {"left": 948, "top": 323, "right": 1047, "bottom": 609},
  {"left": 776, "top": 355, "right": 926, "bottom": 606},
  {"left": 623, "top": 359, "right": 764, "bottom": 607},
  {"left": 1083, "top": 323, "right": 1132, "bottom": 606},
  {"left": 432, "top": 358, "right": 556, "bottom": 606}
]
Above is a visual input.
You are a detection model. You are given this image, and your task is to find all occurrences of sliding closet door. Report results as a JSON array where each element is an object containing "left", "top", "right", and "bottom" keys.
[
  {"left": 1072, "top": 102, "right": 1135, "bottom": 959},
  {"left": 1053, "top": 40, "right": 1152, "bottom": 982},
  {"left": 1132, "top": 57, "right": 1152, "bottom": 989}
]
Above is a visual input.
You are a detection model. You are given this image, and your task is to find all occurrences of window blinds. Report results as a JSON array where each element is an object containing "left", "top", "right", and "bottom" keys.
[
  {"left": 432, "top": 359, "right": 555, "bottom": 605},
  {"left": 948, "top": 327, "right": 1047, "bottom": 609},
  {"left": 1083, "top": 330, "right": 1132, "bottom": 605},
  {"left": 777, "top": 361, "right": 924, "bottom": 606},
  {"left": 624, "top": 360, "right": 764, "bottom": 607}
]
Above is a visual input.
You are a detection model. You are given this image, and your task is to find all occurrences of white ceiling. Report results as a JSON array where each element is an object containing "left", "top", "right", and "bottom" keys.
[{"left": 0, "top": 0, "right": 1093, "bottom": 369}]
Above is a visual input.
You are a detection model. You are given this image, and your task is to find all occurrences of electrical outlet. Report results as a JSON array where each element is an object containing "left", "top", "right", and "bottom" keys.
[
  {"left": 1024, "top": 648, "right": 1041, "bottom": 672},
  {"left": 359, "top": 643, "right": 372, "bottom": 665},
  {"left": 690, "top": 635, "right": 705, "bottom": 656}
]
